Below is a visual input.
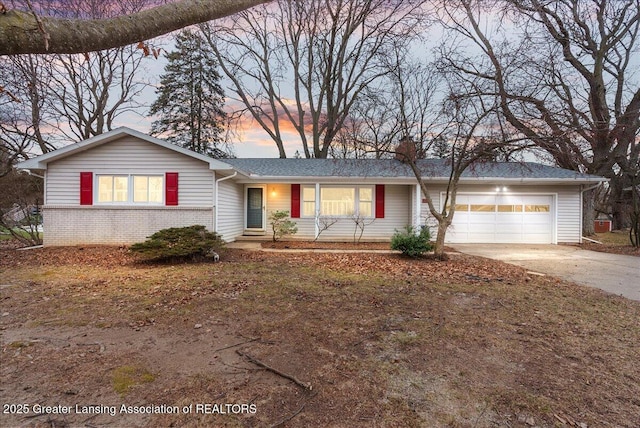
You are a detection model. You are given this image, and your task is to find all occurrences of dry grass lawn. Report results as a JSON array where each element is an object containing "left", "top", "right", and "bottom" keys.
[
  {"left": 582, "top": 230, "right": 640, "bottom": 256},
  {"left": 1, "top": 246, "right": 639, "bottom": 427}
]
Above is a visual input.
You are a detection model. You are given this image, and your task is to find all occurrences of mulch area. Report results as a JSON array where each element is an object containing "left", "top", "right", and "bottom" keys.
[
  {"left": 261, "top": 240, "right": 391, "bottom": 250},
  {"left": 580, "top": 242, "right": 640, "bottom": 257}
]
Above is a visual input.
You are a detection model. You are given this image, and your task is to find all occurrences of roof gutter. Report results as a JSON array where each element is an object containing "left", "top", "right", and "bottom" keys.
[
  {"left": 214, "top": 171, "right": 237, "bottom": 235},
  {"left": 229, "top": 176, "right": 605, "bottom": 186}
]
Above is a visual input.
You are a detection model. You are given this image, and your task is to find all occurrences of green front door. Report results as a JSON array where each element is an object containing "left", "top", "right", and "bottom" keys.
[{"left": 246, "top": 187, "right": 264, "bottom": 229}]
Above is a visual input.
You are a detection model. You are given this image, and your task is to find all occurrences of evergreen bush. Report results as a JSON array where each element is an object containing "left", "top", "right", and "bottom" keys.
[
  {"left": 390, "top": 225, "right": 432, "bottom": 258},
  {"left": 130, "top": 225, "right": 224, "bottom": 262},
  {"left": 269, "top": 210, "right": 298, "bottom": 241}
]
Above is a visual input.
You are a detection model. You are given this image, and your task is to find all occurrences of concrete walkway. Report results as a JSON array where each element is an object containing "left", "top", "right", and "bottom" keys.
[
  {"left": 226, "top": 241, "right": 264, "bottom": 250},
  {"left": 451, "top": 244, "right": 640, "bottom": 301}
]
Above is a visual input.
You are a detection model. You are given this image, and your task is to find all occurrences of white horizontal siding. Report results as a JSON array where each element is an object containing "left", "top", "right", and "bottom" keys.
[
  {"left": 216, "top": 179, "right": 244, "bottom": 242},
  {"left": 419, "top": 184, "right": 443, "bottom": 236},
  {"left": 46, "top": 136, "right": 214, "bottom": 207},
  {"left": 265, "top": 184, "right": 313, "bottom": 237},
  {"left": 555, "top": 186, "right": 582, "bottom": 243},
  {"left": 266, "top": 183, "right": 292, "bottom": 214},
  {"left": 264, "top": 183, "right": 411, "bottom": 241}
]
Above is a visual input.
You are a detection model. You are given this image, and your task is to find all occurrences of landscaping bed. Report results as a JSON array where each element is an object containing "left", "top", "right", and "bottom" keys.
[
  {"left": 261, "top": 240, "right": 392, "bottom": 250},
  {"left": 1, "top": 245, "right": 639, "bottom": 427},
  {"left": 581, "top": 231, "right": 640, "bottom": 257}
]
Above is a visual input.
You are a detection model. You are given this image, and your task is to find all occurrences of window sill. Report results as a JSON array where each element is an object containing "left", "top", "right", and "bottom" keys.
[{"left": 46, "top": 205, "right": 213, "bottom": 211}]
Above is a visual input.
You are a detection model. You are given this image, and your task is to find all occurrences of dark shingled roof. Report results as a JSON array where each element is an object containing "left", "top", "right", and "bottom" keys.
[{"left": 224, "top": 158, "right": 603, "bottom": 181}]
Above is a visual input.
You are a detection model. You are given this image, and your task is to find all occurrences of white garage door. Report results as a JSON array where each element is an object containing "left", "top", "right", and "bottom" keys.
[{"left": 446, "top": 194, "right": 554, "bottom": 244}]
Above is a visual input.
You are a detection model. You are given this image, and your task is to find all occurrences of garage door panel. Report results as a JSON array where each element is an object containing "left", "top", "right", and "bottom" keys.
[
  {"left": 497, "top": 213, "right": 523, "bottom": 223},
  {"left": 496, "top": 223, "right": 523, "bottom": 234},
  {"left": 467, "top": 233, "right": 495, "bottom": 243},
  {"left": 446, "top": 194, "right": 553, "bottom": 244},
  {"left": 523, "top": 233, "right": 552, "bottom": 244}
]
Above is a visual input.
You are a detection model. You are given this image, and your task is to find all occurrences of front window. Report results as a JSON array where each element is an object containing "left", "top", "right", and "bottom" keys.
[
  {"left": 359, "top": 187, "right": 372, "bottom": 217},
  {"left": 98, "top": 175, "right": 128, "bottom": 203},
  {"left": 134, "top": 176, "right": 163, "bottom": 203},
  {"left": 321, "top": 187, "right": 355, "bottom": 216},
  {"left": 302, "top": 186, "right": 316, "bottom": 217},
  {"left": 97, "top": 175, "right": 163, "bottom": 204},
  {"left": 308, "top": 186, "right": 373, "bottom": 217}
]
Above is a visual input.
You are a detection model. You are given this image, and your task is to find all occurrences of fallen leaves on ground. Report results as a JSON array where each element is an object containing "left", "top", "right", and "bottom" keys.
[{"left": 1, "top": 245, "right": 638, "bottom": 428}]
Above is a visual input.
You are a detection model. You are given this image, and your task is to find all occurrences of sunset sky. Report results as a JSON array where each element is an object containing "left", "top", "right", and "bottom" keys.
[{"left": 116, "top": 44, "right": 306, "bottom": 159}]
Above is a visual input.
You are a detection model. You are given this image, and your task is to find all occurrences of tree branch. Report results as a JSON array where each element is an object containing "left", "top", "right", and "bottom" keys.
[{"left": 0, "top": 0, "right": 270, "bottom": 55}]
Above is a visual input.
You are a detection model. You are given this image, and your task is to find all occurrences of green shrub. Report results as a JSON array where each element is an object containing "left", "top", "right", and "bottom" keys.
[
  {"left": 268, "top": 210, "right": 298, "bottom": 241},
  {"left": 390, "top": 225, "right": 432, "bottom": 258},
  {"left": 130, "top": 225, "right": 224, "bottom": 262}
]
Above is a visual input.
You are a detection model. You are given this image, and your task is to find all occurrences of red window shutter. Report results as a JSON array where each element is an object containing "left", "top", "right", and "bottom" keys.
[
  {"left": 291, "top": 184, "right": 301, "bottom": 218},
  {"left": 80, "top": 172, "right": 93, "bottom": 205},
  {"left": 375, "top": 184, "right": 385, "bottom": 218},
  {"left": 165, "top": 172, "right": 179, "bottom": 206}
]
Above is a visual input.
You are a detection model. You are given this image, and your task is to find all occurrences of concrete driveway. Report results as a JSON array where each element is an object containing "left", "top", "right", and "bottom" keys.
[{"left": 451, "top": 244, "right": 640, "bottom": 301}]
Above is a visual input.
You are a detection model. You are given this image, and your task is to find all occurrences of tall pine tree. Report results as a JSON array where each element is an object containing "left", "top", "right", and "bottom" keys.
[{"left": 150, "top": 29, "right": 229, "bottom": 158}]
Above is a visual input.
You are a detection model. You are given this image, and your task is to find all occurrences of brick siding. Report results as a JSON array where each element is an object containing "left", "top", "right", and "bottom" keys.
[{"left": 43, "top": 206, "right": 214, "bottom": 246}]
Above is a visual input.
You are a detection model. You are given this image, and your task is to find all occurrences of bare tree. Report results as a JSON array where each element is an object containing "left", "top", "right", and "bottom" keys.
[
  {"left": 0, "top": 168, "right": 43, "bottom": 246},
  {"left": 402, "top": 92, "right": 509, "bottom": 259},
  {"left": 204, "top": 0, "right": 428, "bottom": 158},
  {"left": 44, "top": 0, "right": 154, "bottom": 141},
  {"left": 436, "top": 0, "right": 640, "bottom": 233},
  {"left": 0, "top": 0, "right": 270, "bottom": 55},
  {"left": 341, "top": 49, "right": 443, "bottom": 159},
  {"left": 0, "top": 53, "right": 55, "bottom": 175},
  {"left": 349, "top": 45, "right": 515, "bottom": 258},
  {"left": 49, "top": 47, "right": 150, "bottom": 141},
  {"left": 1, "top": 0, "right": 157, "bottom": 163}
]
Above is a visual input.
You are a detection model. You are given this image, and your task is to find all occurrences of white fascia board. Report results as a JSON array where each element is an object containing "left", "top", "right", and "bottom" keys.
[
  {"left": 230, "top": 175, "right": 420, "bottom": 185},
  {"left": 231, "top": 175, "right": 606, "bottom": 185},
  {"left": 15, "top": 127, "right": 235, "bottom": 171},
  {"left": 454, "top": 177, "right": 608, "bottom": 185}
]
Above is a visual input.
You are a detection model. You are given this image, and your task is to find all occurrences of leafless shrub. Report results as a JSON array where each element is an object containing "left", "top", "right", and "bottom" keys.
[{"left": 314, "top": 215, "right": 339, "bottom": 242}]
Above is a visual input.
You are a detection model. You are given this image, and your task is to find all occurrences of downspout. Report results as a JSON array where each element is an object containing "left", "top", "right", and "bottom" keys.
[
  {"left": 314, "top": 183, "right": 320, "bottom": 239},
  {"left": 412, "top": 184, "right": 422, "bottom": 231},
  {"left": 214, "top": 171, "right": 237, "bottom": 234},
  {"left": 580, "top": 182, "right": 603, "bottom": 243}
]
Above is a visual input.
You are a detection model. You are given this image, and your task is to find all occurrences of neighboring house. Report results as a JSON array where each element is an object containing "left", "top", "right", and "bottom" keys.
[{"left": 16, "top": 127, "right": 604, "bottom": 246}]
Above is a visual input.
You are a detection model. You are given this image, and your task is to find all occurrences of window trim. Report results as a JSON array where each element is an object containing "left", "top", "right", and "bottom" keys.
[
  {"left": 95, "top": 174, "right": 164, "bottom": 205},
  {"left": 302, "top": 185, "right": 375, "bottom": 218},
  {"left": 302, "top": 185, "right": 316, "bottom": 217},
  {"left": 133, "top": 175, "right": 164, "bottom": 204}
]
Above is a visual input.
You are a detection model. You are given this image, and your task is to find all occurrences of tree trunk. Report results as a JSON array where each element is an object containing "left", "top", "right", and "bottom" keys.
[
  {"left": 433, "top": 221, "right": 449, "bottom": 261},
  {"left": 582, "top": 188, "right": 596, "bottom": 236},
  {"left": 609, "top": 177, "right": 631, "bottom": 230}
]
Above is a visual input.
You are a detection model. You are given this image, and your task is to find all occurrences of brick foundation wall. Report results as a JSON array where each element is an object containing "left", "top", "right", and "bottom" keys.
[{"left": 43, "top": 206, "right": 214, "bottom": 246}]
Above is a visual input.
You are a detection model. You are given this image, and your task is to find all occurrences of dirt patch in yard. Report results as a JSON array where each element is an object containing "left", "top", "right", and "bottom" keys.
[
  {"left": 580, "top": 241, "right": 640, "bottom": 257},
  {"left": 1, "top": 246, "right": 639, "bottom": 427},
  {"left": 581, "top": 231, "right": 640, "bottom": 257}
]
